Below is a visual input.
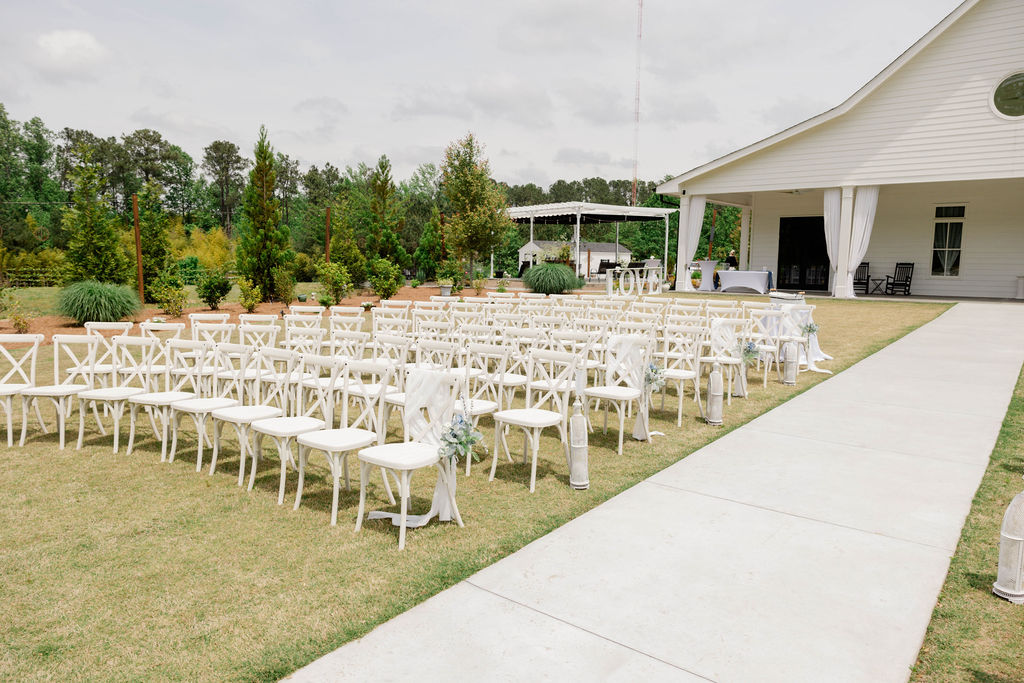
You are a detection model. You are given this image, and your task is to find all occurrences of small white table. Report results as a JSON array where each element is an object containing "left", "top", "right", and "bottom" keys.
[
  {"left": 719, "top": 270, "right": 772, "bottom": 294},
  {"left": 696, "top": 260, "right": 718, "bottom": 292}
]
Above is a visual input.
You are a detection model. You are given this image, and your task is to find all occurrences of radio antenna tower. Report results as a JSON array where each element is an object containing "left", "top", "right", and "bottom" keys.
[{"left": 631, "top": 0, "right": 643, "bottom": 206}]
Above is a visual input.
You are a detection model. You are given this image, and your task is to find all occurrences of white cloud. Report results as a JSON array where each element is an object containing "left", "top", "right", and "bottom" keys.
[{"left": 33, "top": 30, "right": 108, "bottom": 83}]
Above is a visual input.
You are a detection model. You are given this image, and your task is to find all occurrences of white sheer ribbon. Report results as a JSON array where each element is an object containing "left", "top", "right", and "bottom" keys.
[
  {"left": 823, "top": 188, "right": 841, "bottom": 277},
  {"left": 679, "top": 196, "right": 707, "bottom": 289},
  {"left": 846, "top": 186, "right": 879, "bottom": 297}
]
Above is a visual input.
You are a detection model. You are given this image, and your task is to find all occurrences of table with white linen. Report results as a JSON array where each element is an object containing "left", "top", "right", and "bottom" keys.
[
  {"left": 695, "top": 260, "right": 718, "bottom": 292},
  {"left": 718, "top": 270, "right": 772, "bottom": 294}
]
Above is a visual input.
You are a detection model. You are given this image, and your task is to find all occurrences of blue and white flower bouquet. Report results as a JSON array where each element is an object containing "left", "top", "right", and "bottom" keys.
[
  {"left": 439, "top": 413, "right": 484, "bottom": 466},
  {"left": 644, "top": 363, "right": 666, "bottom": 392}
]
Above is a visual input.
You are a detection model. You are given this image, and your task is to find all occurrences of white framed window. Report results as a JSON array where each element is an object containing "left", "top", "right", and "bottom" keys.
[{"left": 931, "top": 205, "right": 965, "bottom": 277}]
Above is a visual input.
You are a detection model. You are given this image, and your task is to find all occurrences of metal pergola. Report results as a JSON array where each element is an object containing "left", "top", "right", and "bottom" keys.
[{"left": 506, "top": 201, "right": 677, "bottom": 277}]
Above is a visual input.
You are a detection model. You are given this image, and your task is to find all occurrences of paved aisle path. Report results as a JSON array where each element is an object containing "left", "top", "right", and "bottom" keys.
[{"left": 287, "top": 303, "right": 1024, "bottom": 683}]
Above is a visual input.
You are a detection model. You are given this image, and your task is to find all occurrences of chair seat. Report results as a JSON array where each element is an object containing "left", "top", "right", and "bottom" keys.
[
  {"left": 358, "top": 441, "right": 439, "bottom": 470},
  {"left": 487, "top": 372, "right": 527, "bottom": 386},
  {"left": 493, "top": 408, "right": 562, "bottom": 428},
  {"left": 348, "top": 383, "right": 399, "bottom": 399},
  {"left": 79, "top": 387, "right": 146, "bottom": 401},
  {"left": 454, "top": 398, "right": 497, "bottom": 416},
  {"left": 527, "top": 378, "right": 573, "bottom": 393},
  {"left": 22, "top": 384, "right": 88, "bottom": 398},
  {"left": 699, "top": 355, "right": 742, "bottom": 366},
  {"left": 298, "top": 427, "right": 376, "bottom": 452},
  {"left": 129, "top": 390, "right": 195, "bottom": 406},
  {"left": 584, "top": 385, "right": 642, "bottom": 402},
  {"left": 212, "top": 404, "right": 283, "bottom": 424},
  {"left": 664, "top": 368, "right": 697, "bottom": 381},
  {"left": 171, "top": 397, "right": 239, "bottom": 413},
  {"left": 383, "top": 392, "right": 406, "bottom": 406},
  {"left": 251, "top": 415, "right": 325, "bottom": 438},
  {"left": 0, "top": 382, "right": 31, "bottom": 396}
]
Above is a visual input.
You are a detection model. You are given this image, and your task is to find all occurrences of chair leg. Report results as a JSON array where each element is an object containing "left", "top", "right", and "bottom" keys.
[
  {"left": 355, "top": 461, "right": 370, "bottom": 532},
  {"left": 617, "top": 403, "right": 625, "bottom": 456},
  {"left": 397, "top": 470, "right": 410, "bottom": 550},
  {"left": 489, "top": 423, "right": 501, "bottom": 482},
  {"left": 528, "top": 428, "right": 540, "bottom": 493},
  {"left": 19, "top": 397, "right": 29, "bottom": 447},
  {"left": 127, "top": 404, "right": 138, "bottom": 455},
  {"left": 381, "top": 466, "right": 395, "bottom": 504},
  {"left": 193, "top": 413, "right": 206, "bottom": 472},
  {"left": 248, "top": 434, "right": 263, "bottom": 491},
  {"left": 111, "top": 401, "right": 123, "bottom": 453},
  {"left": 76, "top": 397, "right": 86, "bottom": 450},
  {"left": 57, "top": 398, "right": 66, "bottom": 450},
  {"left": 209, "top": 420, "right": 223, "bottom": 475},
  {"left": 4, "top": 396, "right": 11, "bottom": 448},
  {"left": 293, "top": 444, "right": 307, "bottom": 511},
  {"left": 277, "top": 437, "right": 291, "bottom": 505},
  {"left": 234, "top": 424, "right": 248, "bottom": 486}
]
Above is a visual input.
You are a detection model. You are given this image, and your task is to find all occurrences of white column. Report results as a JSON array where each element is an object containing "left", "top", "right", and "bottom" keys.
[
  {"left": 675, "top": 194, "right": 692, "bottom": 291},
  {"left": 575, "top": 212, "right": 582, "bottom": 277},
  {"left": 529, "top": 216, "right": 534, "bottom": 243},
  {"left": 663, "top": 215, "right": 669, "bottom": 284},
  {"left": 833, "top": 186, "right": 855, "bottom": 298},
  {"left": 739, "top": 207, "right": 751, "bottom": 270}
]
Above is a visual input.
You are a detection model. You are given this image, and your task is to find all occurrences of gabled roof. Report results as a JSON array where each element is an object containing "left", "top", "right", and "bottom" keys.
[
  {"left": 507, "top": 201, "right": 675, "bottom": 224},
  {"left": 656, "top": 0, "right": 981, "bottom": 195}
]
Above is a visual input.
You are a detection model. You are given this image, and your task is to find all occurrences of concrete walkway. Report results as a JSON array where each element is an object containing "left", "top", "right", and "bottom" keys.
[{"left": 287, "top": 303, "right": 1024, "bottom": 683}]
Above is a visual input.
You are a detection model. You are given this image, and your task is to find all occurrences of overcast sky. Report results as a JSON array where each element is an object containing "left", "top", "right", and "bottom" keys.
[{"left": 0, "top": 0, "right": 965, "bottom": 188}]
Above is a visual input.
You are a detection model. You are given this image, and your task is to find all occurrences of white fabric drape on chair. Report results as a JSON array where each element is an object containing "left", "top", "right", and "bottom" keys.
[
  {"left": 682, "top": 196, "right": 707, "bottom": 266},
  {"left": 846, "top": 186, "right": 879, "bottom": 297},
  {"left": 823, "top": 189, "right": 841, "bottom": 275}
]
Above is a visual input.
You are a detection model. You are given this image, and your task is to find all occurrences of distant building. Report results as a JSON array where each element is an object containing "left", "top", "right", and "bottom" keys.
[{"left": 519, "top": 240, "right": 632, "bottom": 277}]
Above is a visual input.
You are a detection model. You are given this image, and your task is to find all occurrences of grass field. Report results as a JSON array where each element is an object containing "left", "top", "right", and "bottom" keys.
[
  {"left": 0, "top": 296, "right": 950, "bottom": 681},
  {"left": 911, "top": 365, "right": 1024, "bottom": 682}
]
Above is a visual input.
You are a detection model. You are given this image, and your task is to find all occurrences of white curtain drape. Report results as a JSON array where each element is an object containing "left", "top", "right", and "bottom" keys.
[
  {"left": 683, "top": 196, "right": 707, "bottom": 266},
  {"left": 823, "top": 188, "right": 841, "bottom": 273},
  {"left": 846, "top": 186, "right": 879, "bottom": 296}
]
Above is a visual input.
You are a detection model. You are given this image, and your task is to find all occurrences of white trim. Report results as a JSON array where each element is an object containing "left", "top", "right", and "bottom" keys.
[
  {"left": 989, "top": 69, "right": 1024, "bottom": 121},
  {"left": 657, "top": 0, "right": 982, "bottom": 196},
  {"left": 507, "top": 201, "right": 675, "bottom": 221}
]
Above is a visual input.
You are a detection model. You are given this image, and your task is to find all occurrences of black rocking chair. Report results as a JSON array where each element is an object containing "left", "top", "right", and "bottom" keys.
[
  {"left": 884, "top": 262, "right": 914, "bottom": 295},
  {"left": 853, "top": 262, "right": 869, "bottom": 295}
]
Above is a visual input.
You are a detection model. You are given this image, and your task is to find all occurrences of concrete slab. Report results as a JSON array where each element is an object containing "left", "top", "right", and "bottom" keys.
[{"left": 289, "top": 303, "right": 1024, "bottom": 683}]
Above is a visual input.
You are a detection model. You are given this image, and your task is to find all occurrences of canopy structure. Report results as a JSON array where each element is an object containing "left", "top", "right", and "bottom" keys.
[{"left": 507, "top": 202, "right": 677, "bottom": 277}]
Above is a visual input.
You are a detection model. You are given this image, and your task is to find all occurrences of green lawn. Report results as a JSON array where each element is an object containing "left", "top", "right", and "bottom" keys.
[
  {"left": 912, "top": 366, "right": 1024, "bottom": 681},
  {"left": 0, "top": 297, "right": 949, "bottom": 681}
]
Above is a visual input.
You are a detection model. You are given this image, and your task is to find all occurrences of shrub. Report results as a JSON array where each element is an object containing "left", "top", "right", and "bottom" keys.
[
  {"left": 7, "top": 304, "right": 31, "bottom": 334},
  {"left": 196, "top": 269, "right": 232, "bottom": 310},
  {"left": 437, "top": 259, "right": 465, "bottom": 290},
  {"left": 292, "top": 252, "right": 318, "bottom": 282},
  {"left": 57, "top": 280, "right": 141, "bottom": 325},
  {"left": 523, "top": 263, "right": 579, "bottom": 295},
  {"left": 409, "top": 279, "right": 421, "bottom": 289},
  {"left": 237, "top": 277, "right": 262, "bottom": 313},
  {"left": 157, "top": 287, "right": 188, "bottom": 317},
  {"left": 272, "top": 266, "right": 295, "bottom": 304},
  {"left": 368, "top": 258, "right": 403, "bottom": 300},
  {"left": 471, "top": 275, "right": 486, "bottom": 295},
  {"left": 315, "top": 260, "right": 352, "bottom": 303},
  {"left": 496, "top": 277, "right": 509, "bottom": 293},
  {"left": 317, "top": 292, "right": 335, "bottom": 307},
  {"left": 176, "top": 255, "right": 202, "bottom": 285}
]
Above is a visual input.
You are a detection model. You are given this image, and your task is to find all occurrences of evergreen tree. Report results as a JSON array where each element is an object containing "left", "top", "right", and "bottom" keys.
[
  {"left": 440, "top": 133, "right": 513, "bottom": 269},
  {"left": 367, "top": 155, "right": 409, "bottom": 267},
  {"left": 412, "top": 207, "right": 444, "bottom": 279},
  {"left": 236, "top": 126, "right": 290, "bottom": 301},
  {"left": 63, "top": 146, "right": 130, "bottom": 284},
  {"left": 136, "top": 180, "right": 171, "bottom": 302}
]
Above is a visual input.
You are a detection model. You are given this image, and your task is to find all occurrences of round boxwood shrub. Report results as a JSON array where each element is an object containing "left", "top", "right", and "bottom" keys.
[
  {"left": 196, "top": 269, "right": 232, "bottom": 310},
  {"left": 57, "top": 280, "right": 141, "bottom": 325},
  {"left": 523, "top": 263, "right": 580, "bottom": 295}
]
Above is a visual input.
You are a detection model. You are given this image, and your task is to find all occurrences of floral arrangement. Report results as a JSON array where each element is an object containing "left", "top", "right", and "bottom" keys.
[
  {"left": 644, "top": 363, "right": 666, "bottom": 391},
  {"left": 361, "top": 301, "right": 374, "bottom": 311},
  {"left": 800, "top": 322, "right": 820, "bottom": 336},
  {"left": 737, "top": 341, "right": 759, "bottom": 364},
  {"left": 439, "top": 413, "right": 484, "bottom": 466}
]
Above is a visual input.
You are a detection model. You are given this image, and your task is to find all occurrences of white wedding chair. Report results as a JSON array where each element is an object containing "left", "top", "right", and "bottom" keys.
[
  {"left": 699, "top": 318, "right": 745, "bottom": 405},
  {"left": 0, "top": 334, "right": 44, "bottom": 447},
  {"left": 455, "top": 342, "right": 509, "bottom": 475},
  {"left": 21, "top": 334, "right": 99, "bottom": 449},
  {"left": 209, "top": 346, "right": 287, "bottom": 484},
  {"left": 296, "top": 359, "right": 397, "bottom": 525},
  {"left": 82, "top": 321, "right": 132, "bottom": 389},
  {"left": 76, "top": 335, "right": 158, "bottom": 452},
  {"left": 239, "top": 323, "right": 280, "bottom": 349},
  {"left": 328, "top": 314, "right": 365, "bottom": 335},
  {"left": 490, "top": 349, "right": 577, "bottom": 493},
  {"left": 356, "top": 368, "right": 462, "bottom": 550},
  {"left": 583, "top": 334, "right": 648, "bottom": 455},
  {"left": 329, "top": 330, "right": 370, "bottom": 360},
  {"left": 748, "top": 309, "right": 785, "bottom": 386},
  {"left": 126, "top": 339, "right": 207, "bottom": 461},
  {"left": 660, "top": 324, "right": 704, "bottom": 426}
]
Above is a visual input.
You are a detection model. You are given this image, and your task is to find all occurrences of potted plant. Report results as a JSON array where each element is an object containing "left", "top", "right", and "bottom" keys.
[
  {"left": 438, "top": 278, "right": 454, "bottom": 297},
  {"left": 691, "top": 271, "right": 701, "bottom": 289}
]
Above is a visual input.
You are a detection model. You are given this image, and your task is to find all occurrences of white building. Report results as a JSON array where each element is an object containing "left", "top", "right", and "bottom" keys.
[
  {"left": 658, "top": 0, "right": 1024, "bottom": 298},
  {"left": 518, "top": 240, "right": 632, "bottom": 277}
]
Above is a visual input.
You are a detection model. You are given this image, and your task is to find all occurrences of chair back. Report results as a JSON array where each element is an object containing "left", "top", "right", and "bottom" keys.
[
  {"left": 255, "top": 347, "right": 299, "bottom": 412},
  {"left": 415, "top": 339, "right": 457, "bottom": 370},
  {"left": 604, "top": 334, "right": 650, "bottom": 390},
  {"left": 380, "top": 299, "right": 412, "bottom": 310},
  {"left": 139, "top": 321, "right": 186, "bottom": 341},
  {"left": 328, "top": 314, "right": 365, "bottom": 334},
  {"left": 239, "top": 313, "right": 278, "bottom": 325},
  {"left": 0, "top": 334, "right": 43, "bottom": 387},
  {"left": 297, "top": 354, "right": 344, "bottom": 425},
  {"left": 284, "top": 326, "right": 326, "bottom": 353},
  {"left": 85, "top": 321, "right": 132, "bottom": 372},
  {"left": 52, "top": 334, "right": 100, "bottom": 389},
  {"left": 209, "top": 343, "right": 253, "bottom": 401},
  {"left": 465, "top": 342, "right": 510, "bottom": 410},
  {"left": 329, "top": 305, "right": 363, "bottom": 316},
  {"left": 708, "top": 318, "right": 742, "bottom": 357},
  {"left": 239, "top": 323, "right": 280, "bottom": 348},
  {"left": 661, "top": 325, "right": 702, "bottom": 373},
  {"left": 893, "top": 262, "right": 914, "bottom": 284},
  {"left": 165, "top": 339, "right": 209, "bottom": 393},
  {"left": 402, "top": 368, "right": 458, "bottom": 446},
  {"left": 289, "top": 305, "right": 325, "bottom": 316},
  {"left": 194, "top": 322, "right": 236, "bottom": 345},
  {"left": 341, "top": 360, "right": 395, "bottom": 442},
  {"left": 525, "top": 349, "right": 578, "bottom": 417},
  {"left": 112, "top": 336, "right": 159, "bottom": 390},
  {"left": 329, "top": 330, "right": 370, "bottom": 360}
]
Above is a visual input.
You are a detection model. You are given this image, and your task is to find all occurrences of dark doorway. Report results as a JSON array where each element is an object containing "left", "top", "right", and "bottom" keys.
[{"left": 777, "top": 216, "right": 830, "bottom": 291}]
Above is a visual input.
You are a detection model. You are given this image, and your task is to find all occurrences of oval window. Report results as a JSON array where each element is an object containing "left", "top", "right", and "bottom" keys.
[{"left": 993, "top": 72, "right": 1024, "bottom": 118}]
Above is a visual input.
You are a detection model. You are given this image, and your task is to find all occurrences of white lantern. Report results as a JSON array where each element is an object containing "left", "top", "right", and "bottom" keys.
[
  {"left": 705, "top": 363, "right": 723, "bottom": 426},
  {"left": 783, "top": 342, "right": 798, "bottom": 386},
  {"left": 568, "top": 396, "right": 589, "bottom": 490},
  {"left": 993, "top": 490, "right": 1024, "bottom": 604}
]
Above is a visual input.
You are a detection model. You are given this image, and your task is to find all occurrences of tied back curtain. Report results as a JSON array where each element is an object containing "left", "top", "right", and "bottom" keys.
[
  {"left": 823, "top": 189, "right": 841, "bottom": 273},
  {"left": 683, "top": 196, "right": 707, "bottom": 266},
  {"left": 846, "top": 186, "right": 879, "bottom": 296}
]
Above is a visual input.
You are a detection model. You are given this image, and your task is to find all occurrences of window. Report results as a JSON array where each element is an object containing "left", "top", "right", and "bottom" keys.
[
  {"left": 993, "top": 72, "right": 1024, "bottom": 118},
  {"left": 932, "top": 206, "right": 964, "bottom": 277}
]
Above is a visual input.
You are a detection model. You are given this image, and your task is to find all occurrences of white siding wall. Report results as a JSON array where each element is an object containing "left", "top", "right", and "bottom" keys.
[
  {"left": 686, "top": 0, "right": 1024, "bottom": 195},
  {"left": 749, "top": 179, "right": 1024, "bottom": 298}
]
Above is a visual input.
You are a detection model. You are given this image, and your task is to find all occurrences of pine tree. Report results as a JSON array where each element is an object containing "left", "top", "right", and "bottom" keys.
[
  {"left": 236, "top": 126, "right": 291, "bottom": 301},
  {"left": 412, "top": 206, "right": 444, "bottom": 279},
  {"left": 63, "top": 146, "right": 130, "bottom": 284},
  {"left": 136, "top": 180, "right": 171, "bottom": 302}
]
